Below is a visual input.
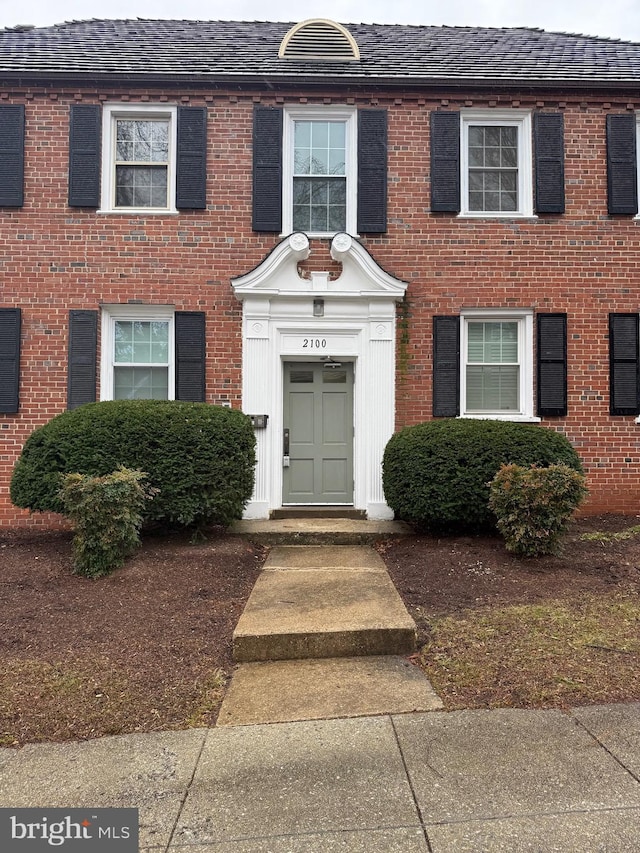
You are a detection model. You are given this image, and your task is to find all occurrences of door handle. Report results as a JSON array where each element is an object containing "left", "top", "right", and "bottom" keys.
[{"left": 283, "top": 428, "right": 290, "bottom": 455}]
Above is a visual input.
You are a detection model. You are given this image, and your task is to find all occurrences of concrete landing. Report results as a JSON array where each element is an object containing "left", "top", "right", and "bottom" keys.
[
  {"left": 217, "top": 656, "right": 443, "bottom": 726},
  {"left": 232, "top": 545, "right": 417, "bottom": 662},
  {"left": 231, "top": 517, "right": 412, "bottom": 545}
]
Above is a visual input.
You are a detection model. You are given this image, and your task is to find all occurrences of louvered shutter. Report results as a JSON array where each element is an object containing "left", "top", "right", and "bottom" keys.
[
  {"left": 175, "top": 311, "right": 206, "bottom": 402},
  {"left": 253, "top": 107, "right": 283, "bottom": 232},
  {"left": 68, "top": 105, "right": 101, "bottom": 208},
  {"left": 609, "top": 313, "right": 640, "bottom": 415},
  {"left": 67, "top": 310, "right": 97, "bottom": 409},
  {"left": 357, "top": 109, "right": 387, "bottom": 233},
  {"left": 430, "top": 112, "right": 460, "bottom": 213},
  {"left": 433, "top": 315, "right": 460, "bottom": 417},
  {"left": 176, "top": 107, "right": 207, "bottom": 209},
  {"left": 0, "top": 105, "right": 25, "bottom": 207},
  {"left": 606, "top": 114, "right": 638, "bottom": 216},
  {"left": 0, "top": 307, "right": 21, "bottom": 413},
  {"left": 534, "top": 113, "right": 565, "bottom": 214},
  {"left": 537, "top": 313, "right": 567, "bottom": 416}
]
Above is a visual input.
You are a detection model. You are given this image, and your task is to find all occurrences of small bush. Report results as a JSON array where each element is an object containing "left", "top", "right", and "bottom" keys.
[
  {"left": 489, "top": 463, "right": 588, "bottom": 556},
  {"left": 382, "top": 419, "right": 583, "bottom": 532},
  {"left": 60, "top": 467, "right": 157, "bottom": 577},
  {"left": 11, "top": 400, "right": 256, "bottom": 529}
]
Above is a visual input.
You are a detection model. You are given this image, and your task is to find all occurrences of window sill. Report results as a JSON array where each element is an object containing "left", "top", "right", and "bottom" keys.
[
  {"left": 457, "top": 213, "right": 537, "bottom": 221},
  {"left": 97, "top": 208, "right": 179, "bottom": 216},
  {"left": 459, "top": 414, "right": 541, "bottom": 423}
]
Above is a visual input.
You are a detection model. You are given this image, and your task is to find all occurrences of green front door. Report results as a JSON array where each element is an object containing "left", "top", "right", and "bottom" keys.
[{"left": 283, "top": 361, "right": 354, "bottom": 504}]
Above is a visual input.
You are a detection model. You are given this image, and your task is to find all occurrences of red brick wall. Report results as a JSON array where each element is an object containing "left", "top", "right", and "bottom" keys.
[{"left": 2, "top": 84, "right": 640, "bottom": 525}]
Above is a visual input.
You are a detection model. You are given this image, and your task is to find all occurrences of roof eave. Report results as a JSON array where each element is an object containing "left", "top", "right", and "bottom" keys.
[{"left": 2, "top": 69, "right": 640, "bottom": 91}]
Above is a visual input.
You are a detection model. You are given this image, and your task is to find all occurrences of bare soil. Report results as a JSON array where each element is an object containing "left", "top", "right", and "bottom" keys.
[{"left": 1, "top": 514, "right": 638, "bottom": 746}]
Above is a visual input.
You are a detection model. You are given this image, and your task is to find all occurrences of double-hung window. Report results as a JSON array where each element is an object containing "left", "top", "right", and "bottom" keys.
[
  {"left": 460, "top": 309, "right": 535, "bottom": 420},
  {"left": 101, "top": 306, "right": 175, "bottom": 401},
  {"left": 461, "top": 111, "right": 533, "bottom": 217},
  {"left": 101, "top": 104, "right": 178, "bottom": 213},
  {"left": 283, "top": 107, "right": 357, "bottom": 236}
]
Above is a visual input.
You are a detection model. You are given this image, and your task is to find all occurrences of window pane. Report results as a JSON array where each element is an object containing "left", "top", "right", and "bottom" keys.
[
  {"left": 114, "top": 366, "right": 169, "bottom": 400},
  {"left": 466, "top": 365, "right": 519, "bottom": 411},
  {"left": 116, "top": 119, "right": 169, "bottom": 164},
  {"left": 116, "top": 165, "right": 167, "bottom": 208},
  {"left": 293, "top": 176, "right": 345, "bottom": 232},
  {"left": 114, "top": 320, "right": 169, "bottom": 364},
  {"left": 310, "top": 122, "right": 329, "bottom": 149},
  {"left": 467, "top": 321, "right": 518, "bottom": 363},
  {"left": 466, "top": 123, "right": 519, "bottom": 213}
]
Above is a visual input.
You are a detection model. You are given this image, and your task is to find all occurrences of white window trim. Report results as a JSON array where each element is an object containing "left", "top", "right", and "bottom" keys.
[
  {"left": 460, "top": 308, "right": 539, "bottom": 422},
  {"left": 282, "top": 105, "right": 357, "bottom": 238},
  {"left": 99, "top": 103, "right": 178, "bottom": 215},
  {"left": 100, "top": 304, "right": 175, "bottom": 401},
  {"left": 459, "top": 109, "right": 534, "bottom": 219}
]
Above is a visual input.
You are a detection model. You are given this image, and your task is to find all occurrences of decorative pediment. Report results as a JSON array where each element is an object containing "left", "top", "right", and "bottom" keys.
[{"left": 232, "top": 232, "right": 407, "bottom": 300}]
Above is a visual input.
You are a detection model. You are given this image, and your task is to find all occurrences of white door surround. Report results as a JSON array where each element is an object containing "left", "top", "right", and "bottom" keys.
[{"left": 232, "top": 232, "right": 408, "bottom": 519}]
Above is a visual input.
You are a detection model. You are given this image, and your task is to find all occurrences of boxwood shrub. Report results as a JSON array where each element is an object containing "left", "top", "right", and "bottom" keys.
[
  {"left": 382, "top": 418, "right": 584, "bottom": 533},
  {"left": 11, "top": 400, "right": 256, "bottom": 528}
]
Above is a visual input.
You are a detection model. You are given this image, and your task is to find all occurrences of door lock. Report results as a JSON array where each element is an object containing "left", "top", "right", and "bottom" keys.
[{"left": 283, "top": 428, "right": 290, "bottom": 467}]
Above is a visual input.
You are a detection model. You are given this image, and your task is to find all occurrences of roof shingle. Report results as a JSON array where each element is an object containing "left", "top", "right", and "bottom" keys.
[{"left": 2, "top": 19, "right": 640, "bottom": 87}]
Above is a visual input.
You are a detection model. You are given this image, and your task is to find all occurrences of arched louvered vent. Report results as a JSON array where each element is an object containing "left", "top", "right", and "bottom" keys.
[{"left": 279, "top": 19, "right": 360, "bottom": 61}]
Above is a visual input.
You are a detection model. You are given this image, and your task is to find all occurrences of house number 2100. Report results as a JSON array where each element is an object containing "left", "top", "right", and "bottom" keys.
[{"left": 302, "top": 338, "right": 327, "bottom": 349}]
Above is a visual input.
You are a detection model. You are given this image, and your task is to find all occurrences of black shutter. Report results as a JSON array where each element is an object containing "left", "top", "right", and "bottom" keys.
[
  {"left": 68, "top": 310, "right": 97, "bottom": 409},
  {"left": 357, "top": 109, "right": 387, "bottom": 233},
  {"left": 0, "top": 308, "right": 21, "bottom": 413},
  {"left": 430, "top": 111, "right": 460, "bottom": 213},
  {"left": 253, "top": 107, "right": 283, "bottom": 232},
  {"left": 0, "top": 105, "right": 25, "bottom": 207},
  {"left": 534, "top": 113, "right": 565, "bottom": 214},
  {"left": 176, "top": 107, "right": 207, "bottom": 209},
  {"left": 433, "top": 315, "right": 460, "bottom": 417},
  {"left": 537, "top": 313, "right": 567, "bottom": 416},
  {"left": 175, "top": 311, "right": 206, "bottom": 402},
  {"left": 606, "top": 114, "right": 638, "bottom": 215},
  {"left": 68, "top": 105, "right": 101, "bottom": 208},
  {"left": 609, "top": 313, "right": 640, "bottom": 416}
]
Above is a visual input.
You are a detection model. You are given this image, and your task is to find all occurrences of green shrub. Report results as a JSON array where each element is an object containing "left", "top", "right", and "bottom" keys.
[
  {"left": 60, "top": 467, "right": 156, "bottom": 577},
  {"left": 382, "top": 419, "right": 583, "bottom": 532},
  {"left": 489, "top": 463, "right": 588, "bottom": 556},
  {"left": 11, "top": 400, "right": 256, "bottom": 528}
]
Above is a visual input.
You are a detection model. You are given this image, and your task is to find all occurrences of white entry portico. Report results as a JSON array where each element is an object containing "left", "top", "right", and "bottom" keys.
[{"left": 232, "top": 232, "right": 407, "bottom": 519}]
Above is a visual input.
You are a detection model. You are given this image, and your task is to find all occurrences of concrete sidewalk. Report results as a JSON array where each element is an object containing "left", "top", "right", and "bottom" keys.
[{"left": 1, "top": 703, "right": 639, "bottom": 851}]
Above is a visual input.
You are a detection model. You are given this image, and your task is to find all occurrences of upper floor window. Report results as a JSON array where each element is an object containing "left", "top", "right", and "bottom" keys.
[
  {"left": 461, "top": 111, "right": 533, "bottom": 217},
  {"left": 283, "top": 107, "right": 357, "bottom": 236},
  {"left": 100, "top": 104, "right": 178, "bottom": 213}
]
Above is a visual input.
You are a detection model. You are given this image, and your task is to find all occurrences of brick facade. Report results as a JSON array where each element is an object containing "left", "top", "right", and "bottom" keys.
[{"left": 3, "top": 25, "right": 640, "bottom": 524}]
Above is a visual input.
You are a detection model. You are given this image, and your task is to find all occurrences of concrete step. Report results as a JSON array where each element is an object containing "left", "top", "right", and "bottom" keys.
[
  {"left": 232, "top": 545, "right": 417, "bottom": 662},
  {"left": 230, "top": 518, "right": 412, "bottom": 546},
  {"left": 270, "top": 506, "right": 367, "bottom": 519},
  {"left": 217, "top": 656, "right": 443, "bottom": 727}
]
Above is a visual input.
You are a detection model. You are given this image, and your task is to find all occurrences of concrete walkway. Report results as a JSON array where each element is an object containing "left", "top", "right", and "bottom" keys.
[
  {"left": 219, "top": 544, "right": 442, "bottom": 726},
  {"left": 2, "top": 704, "right": 639, "bottom": 851}
]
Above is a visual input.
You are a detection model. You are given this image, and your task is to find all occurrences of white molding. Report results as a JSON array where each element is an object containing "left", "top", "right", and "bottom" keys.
[
  {"left": 100, "top": 303, "right": 175, "bottom": 401},
  {"left": 233, "top": 234, "right": 407, "bottom": 519},
  {"left": 459, "top": 308, "right": 535, "bottom": 420},
  {"left": 460, "top": 109, "right": 533, "bottom": 218},
  {"left": 99, "top": 103, "right": 178, "bottom": 214},
  {"left": 281, "top": 106, "right": 357, "bottom": 237}
]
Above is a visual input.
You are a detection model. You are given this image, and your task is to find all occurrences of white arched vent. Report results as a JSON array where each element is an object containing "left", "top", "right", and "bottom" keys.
[{"left": 279, "top": 19, "right": 360, "bottom": 61}]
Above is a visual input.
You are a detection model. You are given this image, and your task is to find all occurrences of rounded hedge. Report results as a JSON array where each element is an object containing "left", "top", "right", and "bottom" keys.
[
  {"left": 10, "top": 400, "right": 256, "bottom": 528},
  {"left": 382, "top": 418, "right": 584, "bottom": 533}
]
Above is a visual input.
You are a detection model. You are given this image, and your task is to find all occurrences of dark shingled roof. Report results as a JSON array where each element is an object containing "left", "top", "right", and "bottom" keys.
[{"left": 2, "top": 18, "right": 640, "bottom": 87}]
